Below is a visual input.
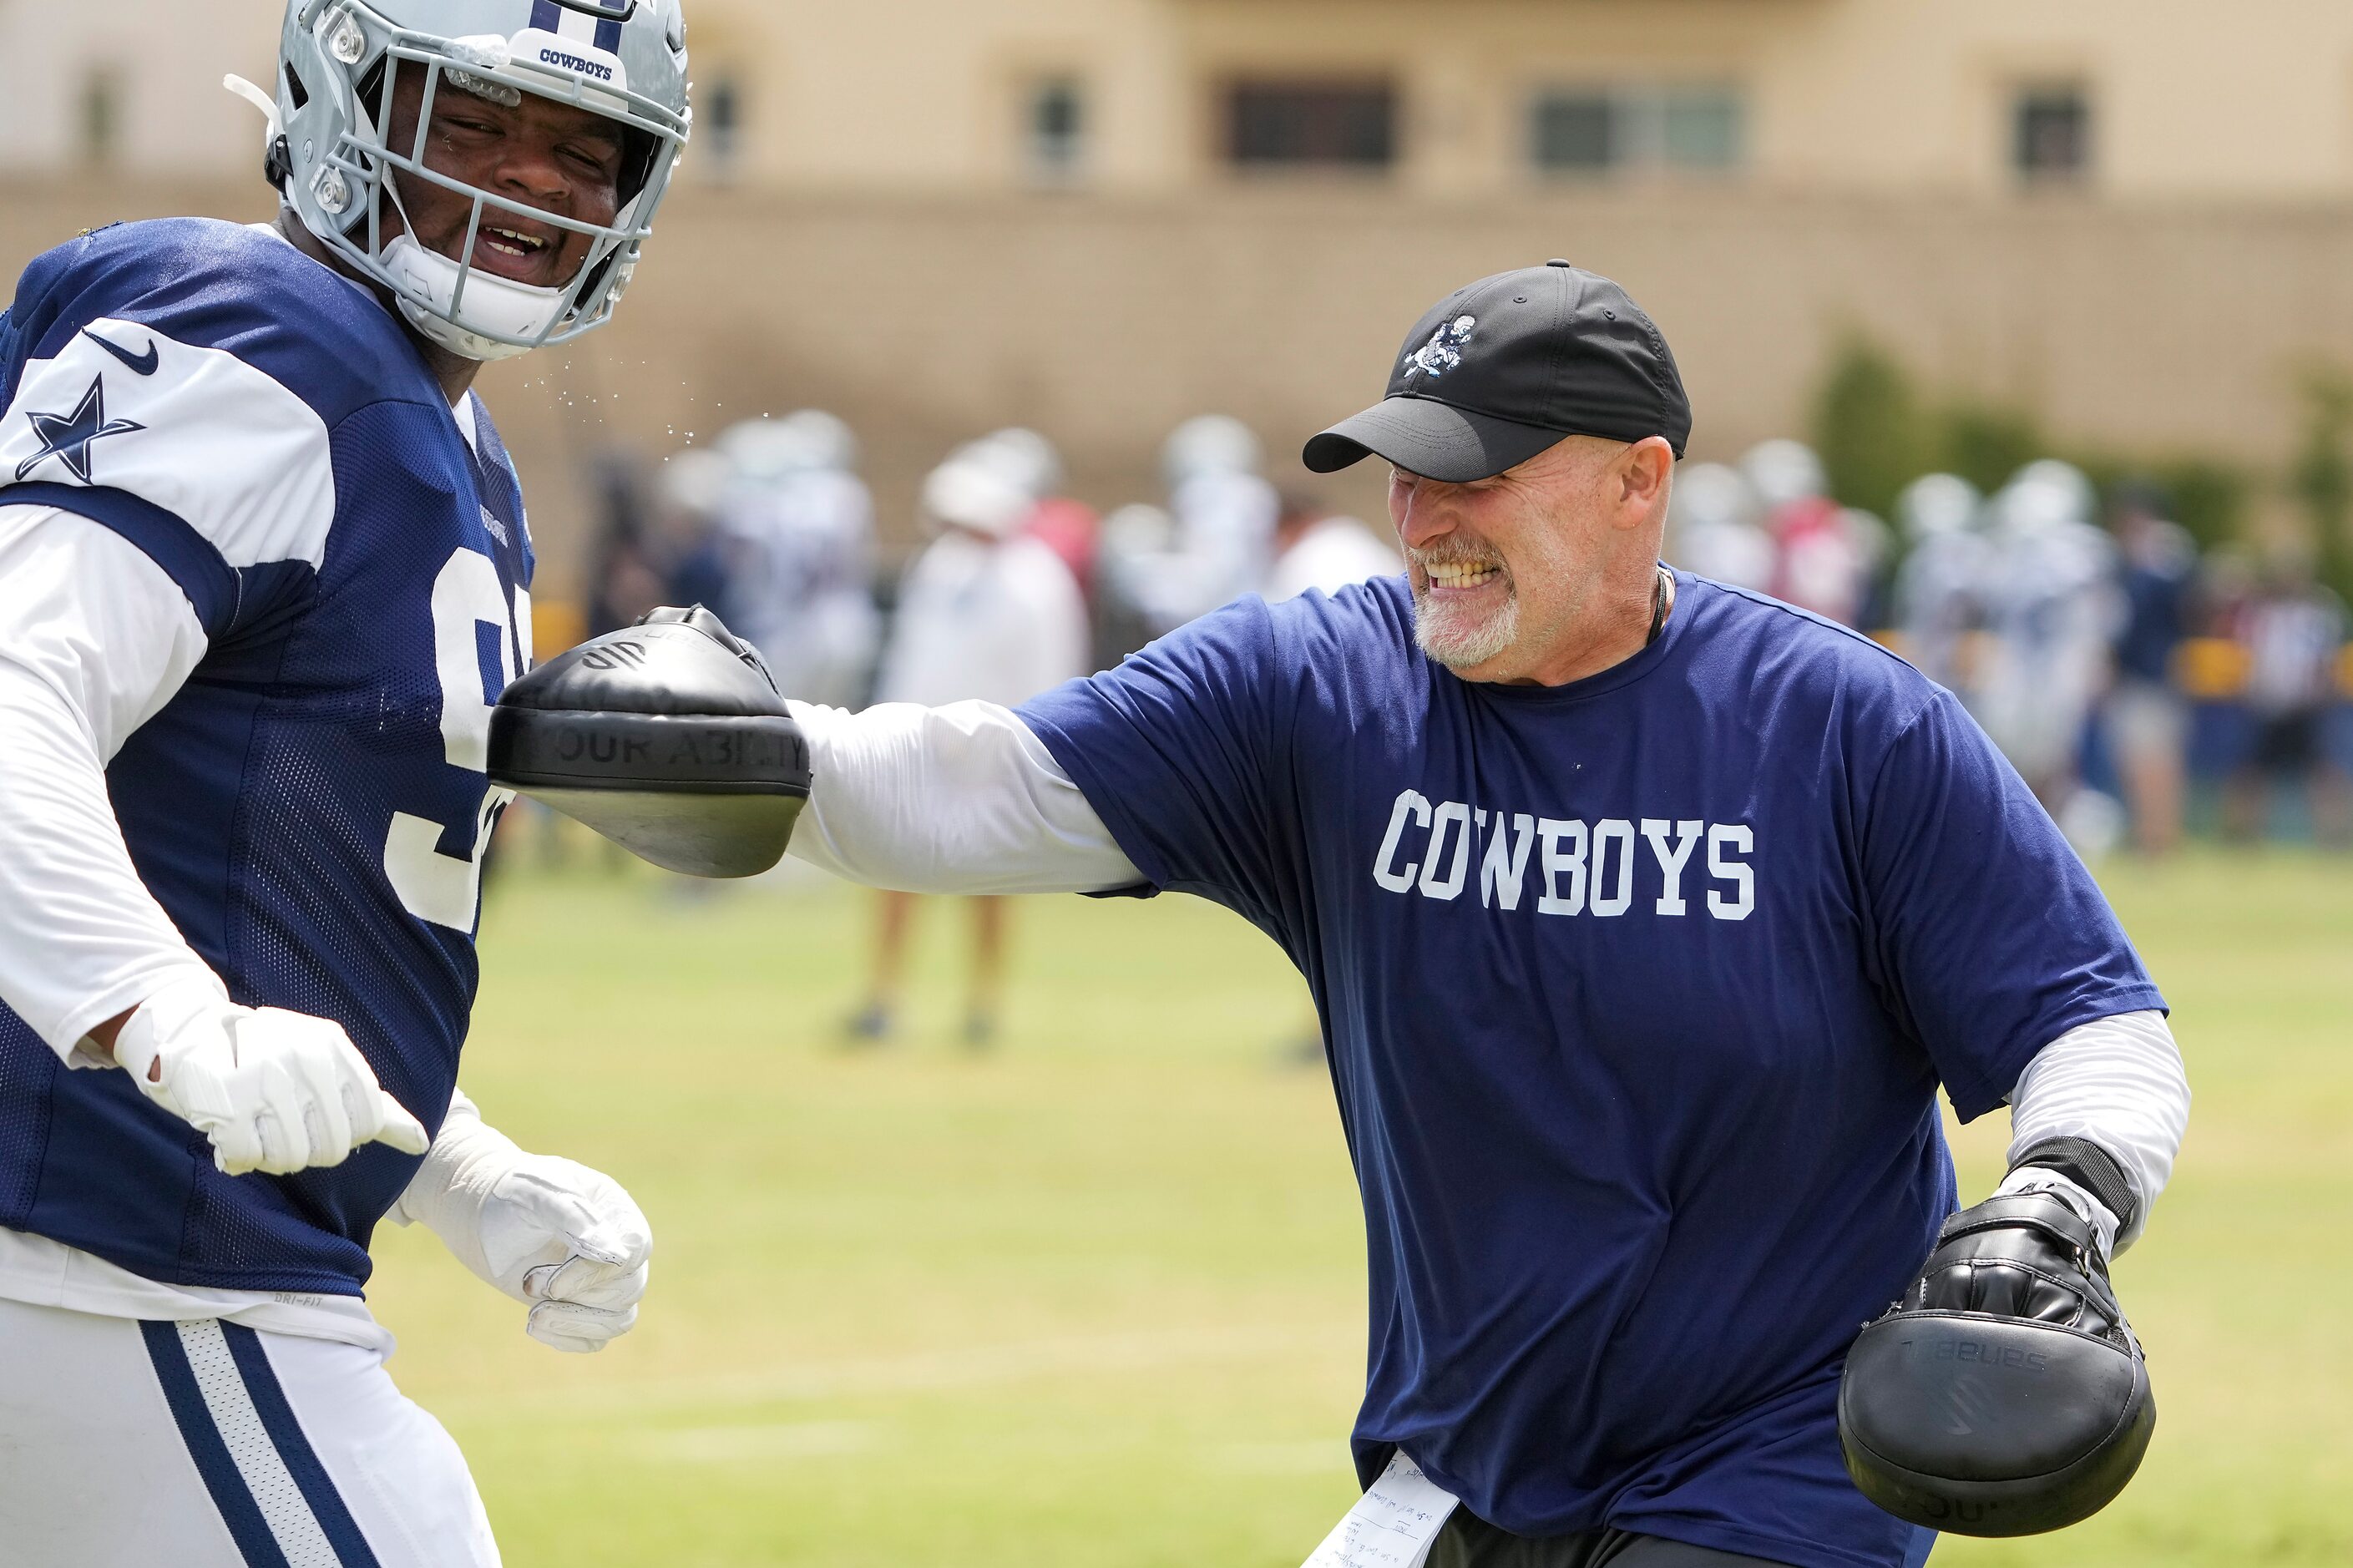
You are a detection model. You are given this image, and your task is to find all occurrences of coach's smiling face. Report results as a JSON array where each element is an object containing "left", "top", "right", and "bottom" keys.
[
  {"left": 1389, "top": 433, "right": 1676, "bottom": 687},
  {"left": 383, "top": 66, "right": 627, "bottom": 291}
]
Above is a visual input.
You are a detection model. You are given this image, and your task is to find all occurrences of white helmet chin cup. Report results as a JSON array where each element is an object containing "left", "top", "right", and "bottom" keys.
[{"left": 382, "top": 235, "right": 563, "bottom": 362}]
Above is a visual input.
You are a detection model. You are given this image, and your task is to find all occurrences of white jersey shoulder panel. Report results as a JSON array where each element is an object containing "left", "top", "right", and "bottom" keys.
[{"left": 0, "top": 317, "right": 337, "bottom": 569}]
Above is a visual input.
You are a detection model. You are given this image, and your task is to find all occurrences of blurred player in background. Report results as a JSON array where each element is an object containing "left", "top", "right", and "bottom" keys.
[
  {"left": 713, "top": 411, "right": 881, "bottom": 710},
  {"left": 1097, "top": 414, "right": 1279, "bottom": 645},
  {"left": 847, "top": 436, "right": 1090, "bottom": 1045},
  {"left": 1266, "top": 490, "right": 1402, "bottom": 603},
  {"left": 2224, "top": 544, "right": 2350, "bottom": 845},
  {"left": 1890, "top": 473, "right": 1989, "bottom": 699},
  {"left": 649, "top": 447, "right": 738, "bottom": 619},
  {"left": 1743, "top": 438, "right": 1873, "bottom": 627},
  {"left": 1973, "top": 462, "right": 2123, "bottom": 824},
  {"left": 987, "top": 424, "right": 1102, "bottom": 604},
  {"left": 0, "top": 3, "right": 686, "bottom": 1560},
  {"left": 2103, "top": 480, "right": 2199, "bottom": 854},
  {"left": 1662, "top": 459, "right": 1775, "bottom": 594}
]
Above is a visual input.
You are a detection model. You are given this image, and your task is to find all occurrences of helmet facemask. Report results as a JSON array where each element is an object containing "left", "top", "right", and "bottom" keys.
[{"left": 266, "top": 0, "right": 691, "bottom": 362}]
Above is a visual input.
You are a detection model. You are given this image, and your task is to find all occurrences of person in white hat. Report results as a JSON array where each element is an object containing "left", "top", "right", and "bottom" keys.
[{"left": 846, "top": 445, "right": 1090, "bottom": 1044}]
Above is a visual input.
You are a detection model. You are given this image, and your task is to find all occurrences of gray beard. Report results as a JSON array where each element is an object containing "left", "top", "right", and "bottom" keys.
[{"left": 1412, "top": 584, "right": 1520, "bottom": 670}]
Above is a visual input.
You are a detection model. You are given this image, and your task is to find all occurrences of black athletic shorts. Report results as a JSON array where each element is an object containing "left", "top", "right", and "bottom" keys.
[
  {"left": 2249, "top": 708, "right": 2325, "bottom": 774},
  {"left": 1428, "top": 1509, "right": 1788, "bottom": 1568}
]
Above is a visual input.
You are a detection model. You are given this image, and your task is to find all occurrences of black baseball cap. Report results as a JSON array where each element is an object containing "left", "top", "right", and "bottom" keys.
[{"left": 1303, "top": 260, "right": 1691, "bottom": 483}]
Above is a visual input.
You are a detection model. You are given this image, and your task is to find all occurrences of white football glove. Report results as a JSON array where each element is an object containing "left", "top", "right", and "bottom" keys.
[
  {"left": 392, "top": 1092, "right": 652, "bottom": 1353},
  {"left": 109, "top": 974, "right": 432, "bottom": 1176}
]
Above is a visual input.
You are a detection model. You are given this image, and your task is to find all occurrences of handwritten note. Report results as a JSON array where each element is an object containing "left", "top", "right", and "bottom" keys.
[{"left": 1299, "top": 1450, "right": 1461, "bottom": 1568}]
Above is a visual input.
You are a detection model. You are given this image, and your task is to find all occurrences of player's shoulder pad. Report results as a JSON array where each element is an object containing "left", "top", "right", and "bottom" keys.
[{"left": 0, "top": 219, "right": 441, "bottom": 579}]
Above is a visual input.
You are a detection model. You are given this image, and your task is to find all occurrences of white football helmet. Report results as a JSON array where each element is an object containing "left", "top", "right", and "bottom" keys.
[
  {"left": 920, "top": 456, "right": 1032, "bottom": 540},
  {"left": 237, "top": 0, "right": 691, "bottom": 362},
  {"left": 720, "top": 411, "right": 859, "bottom": 480},
  {"left": 1895, "top": 473, "right": 1982, "bottom": 544},
  {"left": 1667, "top": 461, "right": 1753, "bottom": 533},
  {"left": 658, "top": 448, "right": 731, "bottom": 518},
  {"left": 2006, "top": 459, "right": 2098, "bottom": 526},
  {"left": 976, "top": 427, "right": 1065, "bottom": 502},
  {"left": 1161, "top": 415, "right": 1262, "bottom": 488},
  {"left": 1740, "top": 438, "right": 1828, "bottom": 511}
]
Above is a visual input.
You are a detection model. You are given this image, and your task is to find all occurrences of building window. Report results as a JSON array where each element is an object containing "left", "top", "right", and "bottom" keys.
[
  {"left": 1227, "top": 80, "right": 1396, "bottom": 170},
  {"left": 1026, "top": 77, "right": 1086, "bottom": 181},
  {"left": 1532, "top": 92, "right": 1615, "bottom": 172},
  {"left": 1660, "top": 86, "right": 1742, "bottom": 169},
  {"left": 1531, "top": 84, "right": 1745, "bottom": 176},
  {"left": 2013, "top": 86, "right": 2091, "bottom": 182}
]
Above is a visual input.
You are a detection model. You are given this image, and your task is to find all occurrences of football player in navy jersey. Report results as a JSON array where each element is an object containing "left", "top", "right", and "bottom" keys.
[
  {"left": 0, "top": 3, "right": 690, "bottom": 1561},
  {"left": 766, "top": 266, "right": 2192, "bottom": 1568}
]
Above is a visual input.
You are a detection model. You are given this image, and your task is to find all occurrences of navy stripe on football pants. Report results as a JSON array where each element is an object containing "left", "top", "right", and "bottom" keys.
[{"left": 139, "top": 1318, "right": 384, "bottom": 1568}]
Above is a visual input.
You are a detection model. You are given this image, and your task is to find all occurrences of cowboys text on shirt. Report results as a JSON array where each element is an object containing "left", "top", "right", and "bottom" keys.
[{"left": 1371, "top": 788, "right": 1755, "bottom": 920}]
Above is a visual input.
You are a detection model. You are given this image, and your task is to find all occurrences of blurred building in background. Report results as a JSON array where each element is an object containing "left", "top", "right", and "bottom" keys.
[
  {"left": 18, "top": 4, "right": 2353, "bottom": 578},
  {"left": 4, "top": 1, "right": 2353, "bottom": 814},
  {"left": 18, "top": 1, "right": 2353, "bottom": 200}
]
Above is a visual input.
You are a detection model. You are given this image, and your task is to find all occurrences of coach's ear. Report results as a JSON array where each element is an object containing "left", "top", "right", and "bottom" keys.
[
  {"left": 1612, "top": 436, "right": 1676, "bottom": 529},
  {"left": 488, "top": 606, "right": 812, "bottom": 878}
]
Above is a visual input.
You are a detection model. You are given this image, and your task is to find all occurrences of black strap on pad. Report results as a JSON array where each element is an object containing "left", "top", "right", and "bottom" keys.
[{"left": 2010, "top": 1136, "right": 2138, "bottom": 1238}]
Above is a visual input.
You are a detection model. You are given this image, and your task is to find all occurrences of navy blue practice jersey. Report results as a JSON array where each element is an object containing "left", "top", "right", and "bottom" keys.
[
  {"left": 1020, "top": 573, "right": 2162, "bottom": 1568},
  {"left": 0, "top": 220, "right": 533, "bottom": 1294}
]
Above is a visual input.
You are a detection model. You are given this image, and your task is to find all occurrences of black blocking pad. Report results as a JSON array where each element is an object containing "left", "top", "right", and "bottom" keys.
[
  {"left": 1839, "top": 1308, "right": 2155, "bottom": 1537},
  {"left": 489, "top": 608, "right": 812, "bottom": 878}
]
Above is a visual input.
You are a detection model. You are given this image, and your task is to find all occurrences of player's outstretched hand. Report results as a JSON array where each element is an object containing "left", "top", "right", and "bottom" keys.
[
  {"left": 111, "top": 976, "right": 432, "bottom": 1176},
  {"left": 394, "top": 1102, "right": 652, "bottom": 1353}
]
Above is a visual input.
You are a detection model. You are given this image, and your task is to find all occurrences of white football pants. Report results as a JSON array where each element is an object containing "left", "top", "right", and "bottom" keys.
[{"left": 0, "top": 1298, "right": 498, "bottom": 1567}]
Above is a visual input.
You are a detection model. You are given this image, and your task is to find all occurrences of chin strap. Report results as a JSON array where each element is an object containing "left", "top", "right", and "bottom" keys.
[
  {"left": 223, "top": 75, "right": 291, "bottom": 192},
  {"left": 222, "top": 73, "right": 281, "bottom": 137}
]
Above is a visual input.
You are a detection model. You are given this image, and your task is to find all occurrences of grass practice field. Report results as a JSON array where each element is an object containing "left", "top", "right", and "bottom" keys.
[{"left": 363, "top": 842, "right": 2353, "bottom": 1567}]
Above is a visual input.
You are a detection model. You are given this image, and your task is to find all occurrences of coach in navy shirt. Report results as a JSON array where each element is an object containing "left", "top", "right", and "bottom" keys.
[{"left": 781, "top": 263, "right": 2189, "bottom": 1568}]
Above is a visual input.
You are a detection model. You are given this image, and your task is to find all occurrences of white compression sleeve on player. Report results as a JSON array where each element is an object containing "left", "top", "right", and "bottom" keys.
[
  {"left": 389, "top": 1088, "right": 497, "bottom": 1237},
  {"left": 2002, "top": 1009, "right": 2189, "bottom": 1255},
  {"left": 0, "top": 504, "right": 215, "bottom": 1056},
  {"left": 784, "top": 698, "right": 1143, "bottom": 895}
]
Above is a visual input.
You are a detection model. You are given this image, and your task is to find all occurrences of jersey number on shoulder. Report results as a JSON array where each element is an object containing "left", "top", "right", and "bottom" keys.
[{"left": 384, "top": 548, "right": 533, "bottom": 931}]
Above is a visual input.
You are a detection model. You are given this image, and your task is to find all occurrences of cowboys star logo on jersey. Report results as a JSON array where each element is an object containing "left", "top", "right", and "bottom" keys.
[
  {"left": 1403, "top": 315, "right": 1477, "bottom": 380},
  {"left": 13, "top": 374, "right": 144, "bottom": 483}
]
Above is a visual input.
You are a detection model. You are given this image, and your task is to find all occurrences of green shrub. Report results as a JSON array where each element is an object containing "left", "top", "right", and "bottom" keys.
[
  {"left": 1812, "top": 336, "right": 1929, "bottom": 520},
  {"left": 1935, "top": 402, "right": 2047, "bottom": 495},
  {"left": 2150, "top": 458, "right": 2254, "bottom": 554},
  {"left": 2290, "top": 367, "right": 2353, "bottom": 598},
  {"left": 1804, "top": 335, "right": 2255, "bottom": 552}
]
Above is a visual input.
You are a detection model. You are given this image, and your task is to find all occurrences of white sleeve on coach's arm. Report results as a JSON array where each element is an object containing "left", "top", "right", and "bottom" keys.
[
  {"left": 784, "top": 698, "right": 1143, "bottom": 896},
  {"left": 2001, "top": 1009, "right": 2189, "bottom": 1256},
  {"left": 0, "top": 503, "right": 215, "bottom": 1058}
]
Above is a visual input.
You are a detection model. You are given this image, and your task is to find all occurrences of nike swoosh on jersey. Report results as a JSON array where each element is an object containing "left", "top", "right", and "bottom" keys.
[{"left": 81, "top": 326, "right": 160, "bottom": 376}]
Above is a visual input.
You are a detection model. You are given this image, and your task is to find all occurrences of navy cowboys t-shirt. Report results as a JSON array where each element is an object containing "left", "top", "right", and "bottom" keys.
[{"left": 1019, "top": 571, "right": 2163, "bottom": 1568}]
